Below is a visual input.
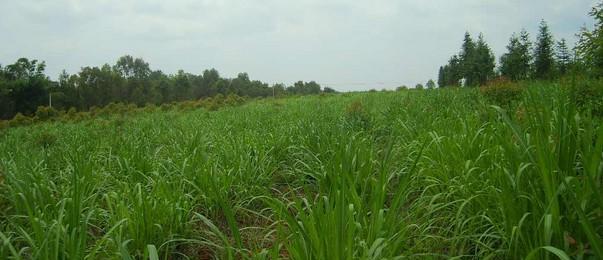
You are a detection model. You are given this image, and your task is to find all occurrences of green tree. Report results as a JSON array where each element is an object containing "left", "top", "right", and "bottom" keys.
[
  {"left": 323, "top": 87, "right": 337, "bottom": 93},
  {"left": 474, "top": 34, "right": 496, "bottom": 85},
  {"left": 113, "top": 55, "right": 151, "bottom": 80},
  {"left": 500, "top": 30, "right": 533, "bottom": 81},
  {"left": 426, "top": 79, "right": 436, "bottom": 89},
  {"left": 533, "top": 20, "right": 556, "bottom": 79},
  {"left": 460, "top": 32, "right": 478, "bottom": 86},
  {"left": 555, "top": 38, "right": 572, "bottom": 76},
  {"left": 437, "top": 66, "right": 445, "bottom": 87},
  {"left": 576, "top": 2, "right": 603, "bottom": 77},
  {"left": 442, "top": 55, "right": 463, "bottom": 87},
  {"left": 0, "top": 58, "right": 50, "bottom": 118}
]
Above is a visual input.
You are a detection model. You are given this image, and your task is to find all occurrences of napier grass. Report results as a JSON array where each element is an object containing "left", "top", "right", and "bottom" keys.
[{"left": 0, "top": 84, "right": 601, "bottom": 259}]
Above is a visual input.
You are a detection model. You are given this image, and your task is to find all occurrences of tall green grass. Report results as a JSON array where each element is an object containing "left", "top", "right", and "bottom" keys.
[{"left": 0, "top": 84, "right": 600, "bottom": 259}]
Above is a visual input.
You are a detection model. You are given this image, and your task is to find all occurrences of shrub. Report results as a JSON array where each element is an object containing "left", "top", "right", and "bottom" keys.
[
  {"left": 127, "top": 103, "right": 137, "bottom": 112},
  {"left": 177, "top": 100, "right": 197, "bottom": 111},
  {"left": 345, "top": 100, "right": 371, "bottom": 130},
  {"left": 66, "top": 107, "right": 78, "bottom": 118},
  {"left": 89, "top": 106, "right": 100, "bottom": 116},
  {"left": 479, "top": 78, "right": 523, "bottom": 107},
  {"left": 0, "top": 120, "right": 7, "bottom": 130},
  {"left": 160, "top": 103, "right": 172, "bottom": 111},
  {"left": 224, "top": 94, "right": 245, "bottom": 106},
  {"left": 102, "top": 102, "right": 129, "bottom": 115},
  {"left": 35, "top": 106, "right": 60, "bottom": 121},
  {"left": 9, "top": 113, "right": 33, "bottom": 127},
  {"left": 34, "top": 132, "right": 58, "bottom": 148},
  {"left": 143, "top": 103, "right": 158, "bottom": 112},
  {"left": 572, "top": 79, "right": 603, "bottom": 117}
]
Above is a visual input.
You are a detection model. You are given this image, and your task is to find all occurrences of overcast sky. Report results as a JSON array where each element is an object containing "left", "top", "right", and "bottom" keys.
[{"left": 0, "top": 0, "right": 598, "bottom": 91}]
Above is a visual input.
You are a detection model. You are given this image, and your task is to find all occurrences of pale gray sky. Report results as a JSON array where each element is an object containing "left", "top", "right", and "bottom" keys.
[{"left": 0, "top": 0, "right": 597, "bottom": 91}]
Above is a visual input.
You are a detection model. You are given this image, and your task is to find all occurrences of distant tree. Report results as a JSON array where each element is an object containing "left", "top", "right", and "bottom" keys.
[
  {"left": 437, "top": 66, "right": 445, "bottom": 87},
  {"left": 460, "top": 32, "right": 478, "bottom": 86},
  {"left": 500, "top": 30, "right": 532, "bottom": 81},
  {"left": 396, "top": 85, "right": 408, "bottom": 91},
  {"left": 533, "top": 20, "right": 556, "bottom": 79},
  {"left": 426, "top": 79, "right": 436, "bottom": 89},
  {"left": 442, "top": 55, "right": 463, "bottom": 87},
  {"left": 415, "top": 83, "right": 424, "bottom": 90},
  {"left": 323, "top": 87, "right": 337, "bottom": 93},
  {"left": 556, "top": 38, "right": 572, "bottom": 76},
  {"left": 172, "top": 70, "right": 192, "bottom": 100},
  {"left": 576, "top": 2, "right": 603, "bottom": 77},
  {"left": 474, "top": 34, "right": 496, "bottom": 85},
  {"left": 0, "top": 55, "right": 324, "bottom": 119},
  {"left": 272, "top": 83, "right": 286, "bottom": 96},
  {"left": 0, "top": 58, "right": 51, "bottom": 119},
  {"left": 287, "top": 81, "right": 321, "bottom": 95},
  {"left": 113, "top": 55, "right": 151, "bottom": 80}
]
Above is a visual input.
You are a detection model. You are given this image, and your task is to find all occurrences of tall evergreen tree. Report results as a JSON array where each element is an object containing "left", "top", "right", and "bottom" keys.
[
  {"left": 460, "top": 32, "right": 478, "bottom": 86},
  {"left": 437, "top": 66, "right": 444, "bottom": 87},
  {"left": 555, "top": 38, "right": 572, "bottom": 76},
  {"left": 500, "top": 30, "right": 533, "bottom": 81},
  {"left": 474, "top": 34, "right": 496, "bottom": 85},
  {"left": 447, "top": 55, "right": 463, "bottom": 86},
  {"left": 533, "top": 20, "right": 556, "bottom": 79},
  {"left": 576, "top": 2, "right": 603, "bottom": 76}
]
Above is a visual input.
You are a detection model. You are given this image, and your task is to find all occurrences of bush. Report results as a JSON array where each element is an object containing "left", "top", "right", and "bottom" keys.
[
  {"left": 224, "top": 94, "right": 245, "bottom": 106},
  {"left": 479, "top": 78, "right": 523, "bottom": 107},
  {"left": 35, "top": 106, "right": 60, "bottom": 121},
  {"left": 345, "top": 100, "right": 371, "bottom": 130},
  {"left": 0, "top": 120, "right": 8, "bottom": 130},
  {"left": 34, "top": 132, "right": 57, "bottom": 148},
  {"left": 572, "top": 80, "right": 603, "bottom": 117},
  {"left": 102, "top": 102, "right": 129, "bottom": 115},
  {"left": 143, "top": 103, "right": 158, "bottom": 112},
  {"left": 160, "top": 103, "right": 172, "bottom": 111},
  {"left": 177, "top": 100, "right": 197, "bottom": 111},
  {"left": 66, "top": 107, "right": 78, "bottom": 118},
  {"left": 9, "top": 113, "right": 33, "bottom": 127}
]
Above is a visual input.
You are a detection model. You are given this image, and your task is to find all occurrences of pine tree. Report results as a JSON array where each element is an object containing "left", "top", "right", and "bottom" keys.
[
  {"left": 577, "top": 2, "right": 603, "bottom": 76},
  {"left": 474, "top": 34, "right": 496, "bottom": 85},
  {"left": 556, "top": 38, "right": 572, "bottom": 76},
  {"left": 460, "top": 32, "right": 478, "bottom": 86},
  {"left": 448, "top": 55, "right": 463, "bottom": 86},
  {"left": 437, "top": 66, "right": 445, "bottom": 87},
  {"left": 533, "top": 20, "right": 556, "bottom": 79},
  {"left": 519, "top": 30, "right": 533, "bottom": 78},
  {"left": 500, "top": 30, "right": 532, "bottom": 81}
]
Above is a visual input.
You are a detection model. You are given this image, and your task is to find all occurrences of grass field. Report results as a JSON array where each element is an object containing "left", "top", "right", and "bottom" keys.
[{"left": 0, "top": 84, "right": 602, "bottom": 259}]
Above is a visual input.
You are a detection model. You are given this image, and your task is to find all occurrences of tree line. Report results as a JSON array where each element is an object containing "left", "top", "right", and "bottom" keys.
[
  {"left": 0, "top": 56, "right": 335, "bottom": 120},
  {"left": 437, "top": 2, "right": 603, "bottom": 87}
]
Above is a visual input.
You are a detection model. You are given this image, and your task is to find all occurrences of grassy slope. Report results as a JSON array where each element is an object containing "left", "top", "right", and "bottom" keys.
[{"left": 0, "top": 86, "right": 601, "bottom": 259}]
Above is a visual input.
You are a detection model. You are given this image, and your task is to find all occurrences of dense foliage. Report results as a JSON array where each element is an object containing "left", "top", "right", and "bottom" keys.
[
  {"left": 438, "top": 33, "right": 496, "bottom": 87},
  {"left": 438, "top": 15, "right": 598, "bottom": 88},
  {"left": 0, "top": 56, "right": 328, "bottom": 120}
]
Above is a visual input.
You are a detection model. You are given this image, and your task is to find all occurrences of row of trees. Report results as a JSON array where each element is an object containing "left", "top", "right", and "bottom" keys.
[
  {"left": 436, "top": 16, "right": 590, "bottom": 87},
  {"left": 437, "top": 33, "right": 496, "bottom": 87},
  {"left": 0, "top": 56, "right": 330, "bottom": 120}
]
